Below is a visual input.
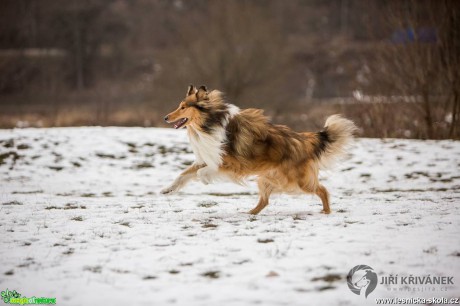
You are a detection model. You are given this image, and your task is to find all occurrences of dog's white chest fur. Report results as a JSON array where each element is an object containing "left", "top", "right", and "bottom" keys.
[
  {"left": 188, "top": 127, "right": 225, "bottom": 170},
  {"left": 187, "top": 104, "right": 239, "bottom": 170}
]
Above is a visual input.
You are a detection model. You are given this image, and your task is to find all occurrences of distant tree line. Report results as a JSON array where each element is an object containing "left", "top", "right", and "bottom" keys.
[{"left": 0, "top": 0, "right": 458, "bottom": 138}]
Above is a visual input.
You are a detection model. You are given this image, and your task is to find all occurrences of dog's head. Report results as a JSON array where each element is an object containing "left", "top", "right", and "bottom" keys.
[{"left": 164, "top": 84, "right": 209, "bottom": 129}]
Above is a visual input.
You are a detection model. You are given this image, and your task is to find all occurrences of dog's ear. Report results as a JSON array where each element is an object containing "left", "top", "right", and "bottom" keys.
[
  {"left": 196, "top": 85, "right": 208, "bottom": 101},
  {"left": 186, "top": 84, "right": 196, "bottom": 97}
]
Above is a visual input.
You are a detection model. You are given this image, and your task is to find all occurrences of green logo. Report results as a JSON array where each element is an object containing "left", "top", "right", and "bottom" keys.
[
  {"left": 1, "top": 289, "right": 56, "bottom": 305},
  {"left": 1, "top": 290, "right": 20, "bottom": 303}
]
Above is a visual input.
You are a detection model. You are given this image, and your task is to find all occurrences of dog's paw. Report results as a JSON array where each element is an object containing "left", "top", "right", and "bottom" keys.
[
  {"left": 247, "top": 209, "right": 260, "bottom": 215},
  {"left": 160, "top": 186, "right": 177, "bottom": 195},
  {"left": 321, "top": 209, "right": 331, "bottom": 214}
]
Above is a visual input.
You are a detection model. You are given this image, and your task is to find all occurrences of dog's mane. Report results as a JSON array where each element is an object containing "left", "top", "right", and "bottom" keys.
[{"left": 207, "top": 90, "right": 225, "bottom": 107}]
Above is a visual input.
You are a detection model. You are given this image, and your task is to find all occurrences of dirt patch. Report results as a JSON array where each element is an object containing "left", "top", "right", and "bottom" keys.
[
  {"left": 257, "top": 238, "right": 274, "bottom": 243},
  {"left": 201, "top": 271, "right": 220, "bottom": 279},
  {"left": 311, "top": 273, "right": 342, "bottom": 283},
  {"left": 198, "top": 201, "right": 218, "bottom": 208},
  {"left": 2, "top": 201, "right": 23, "bottom": 206}
]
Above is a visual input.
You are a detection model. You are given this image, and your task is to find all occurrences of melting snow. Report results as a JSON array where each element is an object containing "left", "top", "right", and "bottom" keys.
[{"left": 0, "top": 127, "right": 459, "bottom": 305}]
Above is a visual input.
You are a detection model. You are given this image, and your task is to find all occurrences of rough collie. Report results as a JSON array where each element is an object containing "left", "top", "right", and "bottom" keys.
[{"left": 161, "top": 85, "right": 357, "bottom": 215}]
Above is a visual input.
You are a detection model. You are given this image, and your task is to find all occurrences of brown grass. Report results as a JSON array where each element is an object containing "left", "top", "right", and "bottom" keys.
[{"left": 0, "top": 94, "right": 456, "bottom": 139}]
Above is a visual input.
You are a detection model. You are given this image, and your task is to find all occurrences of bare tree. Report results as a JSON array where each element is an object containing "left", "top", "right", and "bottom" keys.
[
  {"left": 439, "top": 0, "right": 460, "bottom": 138},
  {"left": 155, "top": 1, "right": 289, "bottom": 106},
  {"left": 369, "top": 1, "right": 444, "bottom": 138}
]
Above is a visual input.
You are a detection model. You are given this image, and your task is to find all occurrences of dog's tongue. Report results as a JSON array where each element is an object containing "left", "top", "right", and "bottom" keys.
[{"left": 174, "top": 118, "right": 187, "bottom": 129}]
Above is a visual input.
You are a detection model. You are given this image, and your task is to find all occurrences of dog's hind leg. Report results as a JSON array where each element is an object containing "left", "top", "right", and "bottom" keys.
[
  {"left": 300, "top": 183, "right": 331, "bottom": 214},
  {"left": 160, "top": 164, "right": 205, "bottom": 194},
  {"left": 248, "top": 178, "right": 274, "bottom": 215},
  {"left": 315, "top": 184, "right": 331, "bottom": 214}
]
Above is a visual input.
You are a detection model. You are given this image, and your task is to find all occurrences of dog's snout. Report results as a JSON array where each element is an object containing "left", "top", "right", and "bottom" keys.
[{"left": 164, "top": 115, "right": 169, "bottom": 122}]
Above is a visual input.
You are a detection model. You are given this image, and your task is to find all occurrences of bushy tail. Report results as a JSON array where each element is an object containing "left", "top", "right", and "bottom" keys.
[{"left": 315, "top": 115, "right": 357, "bottom": 169}]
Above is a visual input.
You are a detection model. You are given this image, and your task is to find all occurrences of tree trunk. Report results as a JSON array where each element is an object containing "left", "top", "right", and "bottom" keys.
[
  {"left": 422, "top": 90, "right": 433, "bottom": 139},
  {"left": 73, "top": 18, "right": 84, "bottom": 90},
  {"left": 450, "top": 88, "right": 459, "bottom": 138}
]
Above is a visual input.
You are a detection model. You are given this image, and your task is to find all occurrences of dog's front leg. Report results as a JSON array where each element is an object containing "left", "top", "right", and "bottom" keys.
[{"left": 160, "top": 163, "right": 205, "bottom": 194}]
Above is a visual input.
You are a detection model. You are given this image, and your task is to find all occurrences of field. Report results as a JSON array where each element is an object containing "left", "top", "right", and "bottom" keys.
[{"left": 0, "top": 127, "right": 459, "bottom": 305}]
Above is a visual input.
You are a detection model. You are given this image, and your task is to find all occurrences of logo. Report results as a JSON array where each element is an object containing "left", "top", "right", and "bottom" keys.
[
  {"left": 347, "top": 265, "right": 378, "bottom": 298},
  {"left": 1, "top": 289, "right": 56, "bottom": 305},
  {"left": 1, "top": 290, "right": 20, "bottom": 304}
]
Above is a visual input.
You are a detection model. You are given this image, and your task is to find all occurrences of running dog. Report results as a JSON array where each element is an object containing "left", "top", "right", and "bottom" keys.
[{"left": 161, "top": 85, "right": 357, "bottom": 215}]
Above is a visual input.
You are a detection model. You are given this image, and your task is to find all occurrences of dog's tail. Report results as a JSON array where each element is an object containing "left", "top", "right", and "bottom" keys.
[{"left": 310, "top": 115, "right": 357, "bottom": 169}]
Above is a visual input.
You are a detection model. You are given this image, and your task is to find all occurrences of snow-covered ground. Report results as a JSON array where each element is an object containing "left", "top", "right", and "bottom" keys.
[{"left": 0, "top": 127, "right": 459, "bottom": 305}]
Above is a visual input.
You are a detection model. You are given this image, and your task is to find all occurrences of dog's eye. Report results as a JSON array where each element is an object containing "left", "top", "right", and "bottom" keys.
[{"left": 181, "top": 106, "right": 185, "bottom": 110}]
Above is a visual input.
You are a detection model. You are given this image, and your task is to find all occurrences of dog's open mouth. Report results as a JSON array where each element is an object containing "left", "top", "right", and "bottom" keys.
[{"left": 173, "top": 118, "right": 188, "bottom": 129}]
